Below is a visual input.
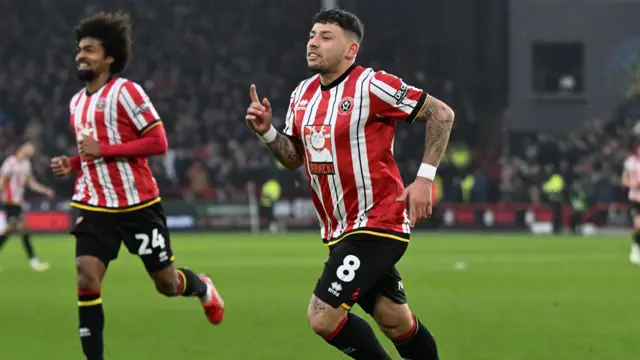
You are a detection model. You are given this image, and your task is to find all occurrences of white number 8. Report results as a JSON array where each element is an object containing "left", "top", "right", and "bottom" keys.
[{"left": 336, "top": 255, "right": 361, "bottom": 282}]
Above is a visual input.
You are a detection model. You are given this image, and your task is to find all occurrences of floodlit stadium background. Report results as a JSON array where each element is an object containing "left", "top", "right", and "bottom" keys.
[{"left": 1, "top": 0, "right": 639, "bottom": 359}]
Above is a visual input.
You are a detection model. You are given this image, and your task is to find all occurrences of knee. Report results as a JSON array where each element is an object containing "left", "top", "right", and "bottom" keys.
[
  {"left": 374, "top": 302, "right": 414, "bottom": 339},
  {"left": 154, "top": 276, "right": 179, "bottom": 297},
  {"left": 76, "top": 263, "right": 101, "bottom": 291},
  {"left": 308, "top": 311, "right": 343, "bottom": 337},
  {"left": 307, "top": 297, "right": 345, "bottom": 337}
]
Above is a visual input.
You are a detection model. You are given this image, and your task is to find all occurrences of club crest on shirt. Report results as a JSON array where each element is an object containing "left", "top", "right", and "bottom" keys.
[
  {"left": 338, "top": 96, "right": 354, "bottom": 115},
  {"left": 304, "top": 125, "right": 335, "bottom": 175},
  {"left": 96, "top": 98, "right": 107, "bottom": 111}
]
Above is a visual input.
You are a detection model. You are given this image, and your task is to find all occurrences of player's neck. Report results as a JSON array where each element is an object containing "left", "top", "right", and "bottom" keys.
[
  {"left": 320, "top": 62, "right": 355, "bottom": 87},
  {"left": 85, "top": 72, "right": 113, "bottom": 94}
]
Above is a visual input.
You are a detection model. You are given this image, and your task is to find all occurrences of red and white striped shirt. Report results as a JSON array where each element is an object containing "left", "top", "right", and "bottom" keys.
[
  {"left": 625, "top": 155, "right": 640, "bottom": 202},
  {"left": 69, "top": 77, "right": 161, "bottom": 212},
  {"left": 0, "top": 155, "right": 31, "bottom": 205},
  {"left": 283, "top": 65, "right": 427, "bottom": 244}
]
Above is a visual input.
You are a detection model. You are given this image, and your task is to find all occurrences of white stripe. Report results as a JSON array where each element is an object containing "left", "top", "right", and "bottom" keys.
[
  {"left": 86, "top": 88, "right": 117, "bottom": 208},
  {"left": 284, "top": 77, "right": 317, "bottom": 136},
  {"left": 302, "top": 87, "right": 329, "bottom": 239},
  {"left": 119, "top": 85, "right": 147, "bottom": 131},
  {"left": 369, "top": 77, "right": 417, "bottom": 115},
  {"left": 326, "top": 84, "right": 348, "bottom": 239},
  {"left": 74, "top": 94, "right": 99, "bottom": 205},
  {"left": 106, "top": 79, "right": 136, "bottom": 206},
  {"left": 107, "top": 79, "right": 140, "bottom": 206},
  {"left": 131, "top": 82, "right": 160, "bottom": 119},
  {"left": 350, "top": 70, "right": 375, "bottom": 230}
]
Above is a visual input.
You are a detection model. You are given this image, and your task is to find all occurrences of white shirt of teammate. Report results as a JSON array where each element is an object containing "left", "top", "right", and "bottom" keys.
[{"left": 0, "top": 155, "right": 32, "bottom": 205}]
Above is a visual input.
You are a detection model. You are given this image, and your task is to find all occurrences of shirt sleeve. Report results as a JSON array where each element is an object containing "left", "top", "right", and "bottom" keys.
[
  {"left": 118, "top": 81, "right": 162, "bottom": 135},
  {"left": 624, "top": 157, "right": 634, "bottom": 172},
  {"left": 0, "top": 158, "right": 11, "bottom": 177},
  {"left": 282, "top": 85, "right": 301, "bottom": 142},
  {"left": 368, "top": 71, "right": 428, "bottom": 124}
]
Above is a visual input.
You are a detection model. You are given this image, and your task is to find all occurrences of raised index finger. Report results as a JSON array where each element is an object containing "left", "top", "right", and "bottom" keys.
[{"left": 250, "top": 84, "right": 259, "bottom": 103}]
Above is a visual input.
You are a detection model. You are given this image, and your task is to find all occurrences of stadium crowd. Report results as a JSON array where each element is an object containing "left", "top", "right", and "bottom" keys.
[
  {"left": 0, "top": 0, "right": 635, "bottom": 206},
  {"left": 0, "top": 0, "right": 481, "bottom": 203}
]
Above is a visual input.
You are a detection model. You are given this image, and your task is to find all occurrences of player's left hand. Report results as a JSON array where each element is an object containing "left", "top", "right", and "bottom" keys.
[
  {"left": 46, "top": 188, "right": 55, "bottom": 200},
  {"left": 78, "top": 135, "right": 100, "bottom": 160},
  {"left": 396, "top": 177, "right": 433, "bottom": 227}
]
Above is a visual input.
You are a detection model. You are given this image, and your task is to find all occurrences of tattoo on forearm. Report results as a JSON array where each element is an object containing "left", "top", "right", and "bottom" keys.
[
  {"left": 415, "top": 98, "right": 454, "bottom": 167},
  {"left": 266, "top": 133, "right": 304, "bottom": 168}
]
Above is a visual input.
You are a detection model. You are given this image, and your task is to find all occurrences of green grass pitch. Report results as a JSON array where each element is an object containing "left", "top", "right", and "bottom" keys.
[{"left": 0, "top": 232, "right": 638, "bottom": 359}]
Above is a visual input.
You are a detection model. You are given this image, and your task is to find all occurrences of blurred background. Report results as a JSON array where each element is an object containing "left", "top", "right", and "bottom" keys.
[
  {"left": 2, "top": 0, "right": 639, "bottom": 234},
  {"left": 1, "top": 1, "right": 640, "bottom": 359}
]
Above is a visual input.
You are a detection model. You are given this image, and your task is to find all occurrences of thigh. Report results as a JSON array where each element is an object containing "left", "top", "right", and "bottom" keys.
[
  {"left": 119, "top": 203, "right": 174, "bottom": 273},
  {"left": 313, "top": 233, "right": 408, "bottom": 310},
  {"left": 4, "top": 204, "right": 23, "bottom": 225},
  {"left": 357, "top": 265, "right": 408, "bottom": 316},
  {"left": 72, "top": 210, "right": 121, "bottom": 266}
]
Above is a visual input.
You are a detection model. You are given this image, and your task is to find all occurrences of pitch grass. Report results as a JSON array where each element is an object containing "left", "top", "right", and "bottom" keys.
[{"left": 0, "top": 232, "right": 638, "bottom": 359}]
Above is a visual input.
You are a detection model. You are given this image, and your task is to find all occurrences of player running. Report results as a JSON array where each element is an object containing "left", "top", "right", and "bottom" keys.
[
  {"left": 622, "top": 145, "right": 640, "bottom": 265},
  {"left": 246, "top": 9, "right": 453, "bottom": 360},
  {"left": 49, "top": 12, "right": 224, "bottom": 360},
  {"left": 0, "top": 142, "right": 53, "bottom": 271}
]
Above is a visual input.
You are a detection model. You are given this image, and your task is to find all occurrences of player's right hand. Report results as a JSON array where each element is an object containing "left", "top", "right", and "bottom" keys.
[
  {"left": 245, "top": 84, "right": 273, "bottom": 135},
  {"left": 51, "top": 156, "right": 72, "bottom": 176}
]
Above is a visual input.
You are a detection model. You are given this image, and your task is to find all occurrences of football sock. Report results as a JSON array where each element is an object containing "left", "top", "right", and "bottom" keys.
[
  {"left": 0, "top": 234, "right": 7, "bottom": 251},
  {"left": 176, "top": 268, "right": 208, "bottom": 297},
  {"left": 78, "top": 289, "right": 104, "bottom": 360},
  {"left": 392, "top": 315, "right": 439, "bottom": 360},
  {"left": 324, "top": 313, "right": 392, "bottom": 360},
  {"left": 634, "top": 232, "right": 640, "bottom": 246},
  {"left": 21, "top": 233, "right": 35, "bottom": 259}
]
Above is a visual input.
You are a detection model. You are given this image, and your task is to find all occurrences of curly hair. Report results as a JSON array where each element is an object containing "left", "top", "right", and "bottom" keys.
[{"left": 74, "top": 11, "right": 132, "bottom": 74}]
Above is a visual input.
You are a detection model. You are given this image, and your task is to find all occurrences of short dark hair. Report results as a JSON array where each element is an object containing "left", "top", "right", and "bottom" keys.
[
  {"left": 74, "top": 11, "right": 132, "bottom": 75},
  {"left": 312, "top": 9, "right": 364, "bottom": 43}
]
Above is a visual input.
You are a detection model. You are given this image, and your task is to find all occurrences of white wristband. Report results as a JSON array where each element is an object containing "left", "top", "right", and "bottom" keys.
[
  {"left": 417, "top": 163, "right": 437, "bottom": 180},
  {"left": 259, "top": 125, "right": 278, "bottom": 143}
]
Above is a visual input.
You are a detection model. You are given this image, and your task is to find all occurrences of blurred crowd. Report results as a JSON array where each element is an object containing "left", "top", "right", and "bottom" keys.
[
  {"left": 500, "top": 95, "right": 640, "bottom": 204},
  {"left": 1, "top": 0, "right": 635, "bottom": 207},
  {"left": 0, "top": 0, "right": 480, "bottom": 203}
]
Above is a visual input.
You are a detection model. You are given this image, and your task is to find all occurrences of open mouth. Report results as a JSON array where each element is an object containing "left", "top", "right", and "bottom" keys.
[
  {"left": 77, "top": 62, "right": 91, "bottom": 70},
  {"left": 308, "top": 52, "right": 320, "bottom": 59}
]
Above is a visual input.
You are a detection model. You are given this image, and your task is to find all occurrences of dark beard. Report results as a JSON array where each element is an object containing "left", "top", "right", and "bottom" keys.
[{"left": 76, "top": 69, "right": 95, "bottom": 82}]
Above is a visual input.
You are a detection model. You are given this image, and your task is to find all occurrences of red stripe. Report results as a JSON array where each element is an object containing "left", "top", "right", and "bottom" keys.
[
  {"left": 4, "top": 177, "right": 12, "bottom": 203},
  {"left": 313, "top": 94, "right": 339, "bottom": 237},
  {"left": 176, "top": 272, "right": 185, "bottom": 295},
  {"left": 392, "top": 314, "right": 418, "bottom": 343},
  {"left": 93, "top": 80, "right": 118, "bottom": 207},
  {"left": 122, "top": 82, "right": 156, "bottom": 126},
  {"left": 78, "top": 96, "right": 106, "bottom": 207},
  {"left": 333, "top": 68, "right": 361, "bottom": 233},
  {"left": 363, "top": 88, "right": 407, "bottom": 234},
  {"left": 324, "top": 315, "right": 349, "bottom": 341},
  {"left": 116, "top": 84, "right": 160, "bottom": 205},
  {"left": 77, "top": 289, "right": 101, "bottom": 296}
]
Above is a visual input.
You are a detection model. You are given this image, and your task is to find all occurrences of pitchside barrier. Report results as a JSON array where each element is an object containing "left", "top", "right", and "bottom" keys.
[{"left": 0, "top": 200, "right": 632, "bottom": 234}]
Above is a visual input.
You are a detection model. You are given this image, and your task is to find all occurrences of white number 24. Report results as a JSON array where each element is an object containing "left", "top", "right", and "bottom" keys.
[{"left": 135, "top": 228, "right": 166, "bottom": 255}]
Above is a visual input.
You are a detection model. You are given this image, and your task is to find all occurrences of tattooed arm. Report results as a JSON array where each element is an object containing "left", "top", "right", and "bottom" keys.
[
  {"left": 265, "top": 133, "right": 305, "bottom": 171},
  {"left": 413, "top": 96, "right": 455, "bottom": 168}
]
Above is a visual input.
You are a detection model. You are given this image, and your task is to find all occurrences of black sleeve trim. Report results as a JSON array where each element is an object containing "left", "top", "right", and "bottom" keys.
[
  {"left": 138, "top": 119, "right": 161, "bottom": 136},
  {"left": 405, "top": 92, "right": 428, "bottom": 124}
]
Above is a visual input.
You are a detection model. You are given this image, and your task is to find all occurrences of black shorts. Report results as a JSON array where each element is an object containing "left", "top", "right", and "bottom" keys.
[
  {"left": 71, "top": 202, "right": 174, "bottom": 273},
  {"left": 313, "top": 232, "right": 409, "bottom": 315},
  {"left": 631, "top": 202, "right": 640, "bottom": 216},
  {"left": 2, "top": 204, "right": 23, "bottom": 222}
]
